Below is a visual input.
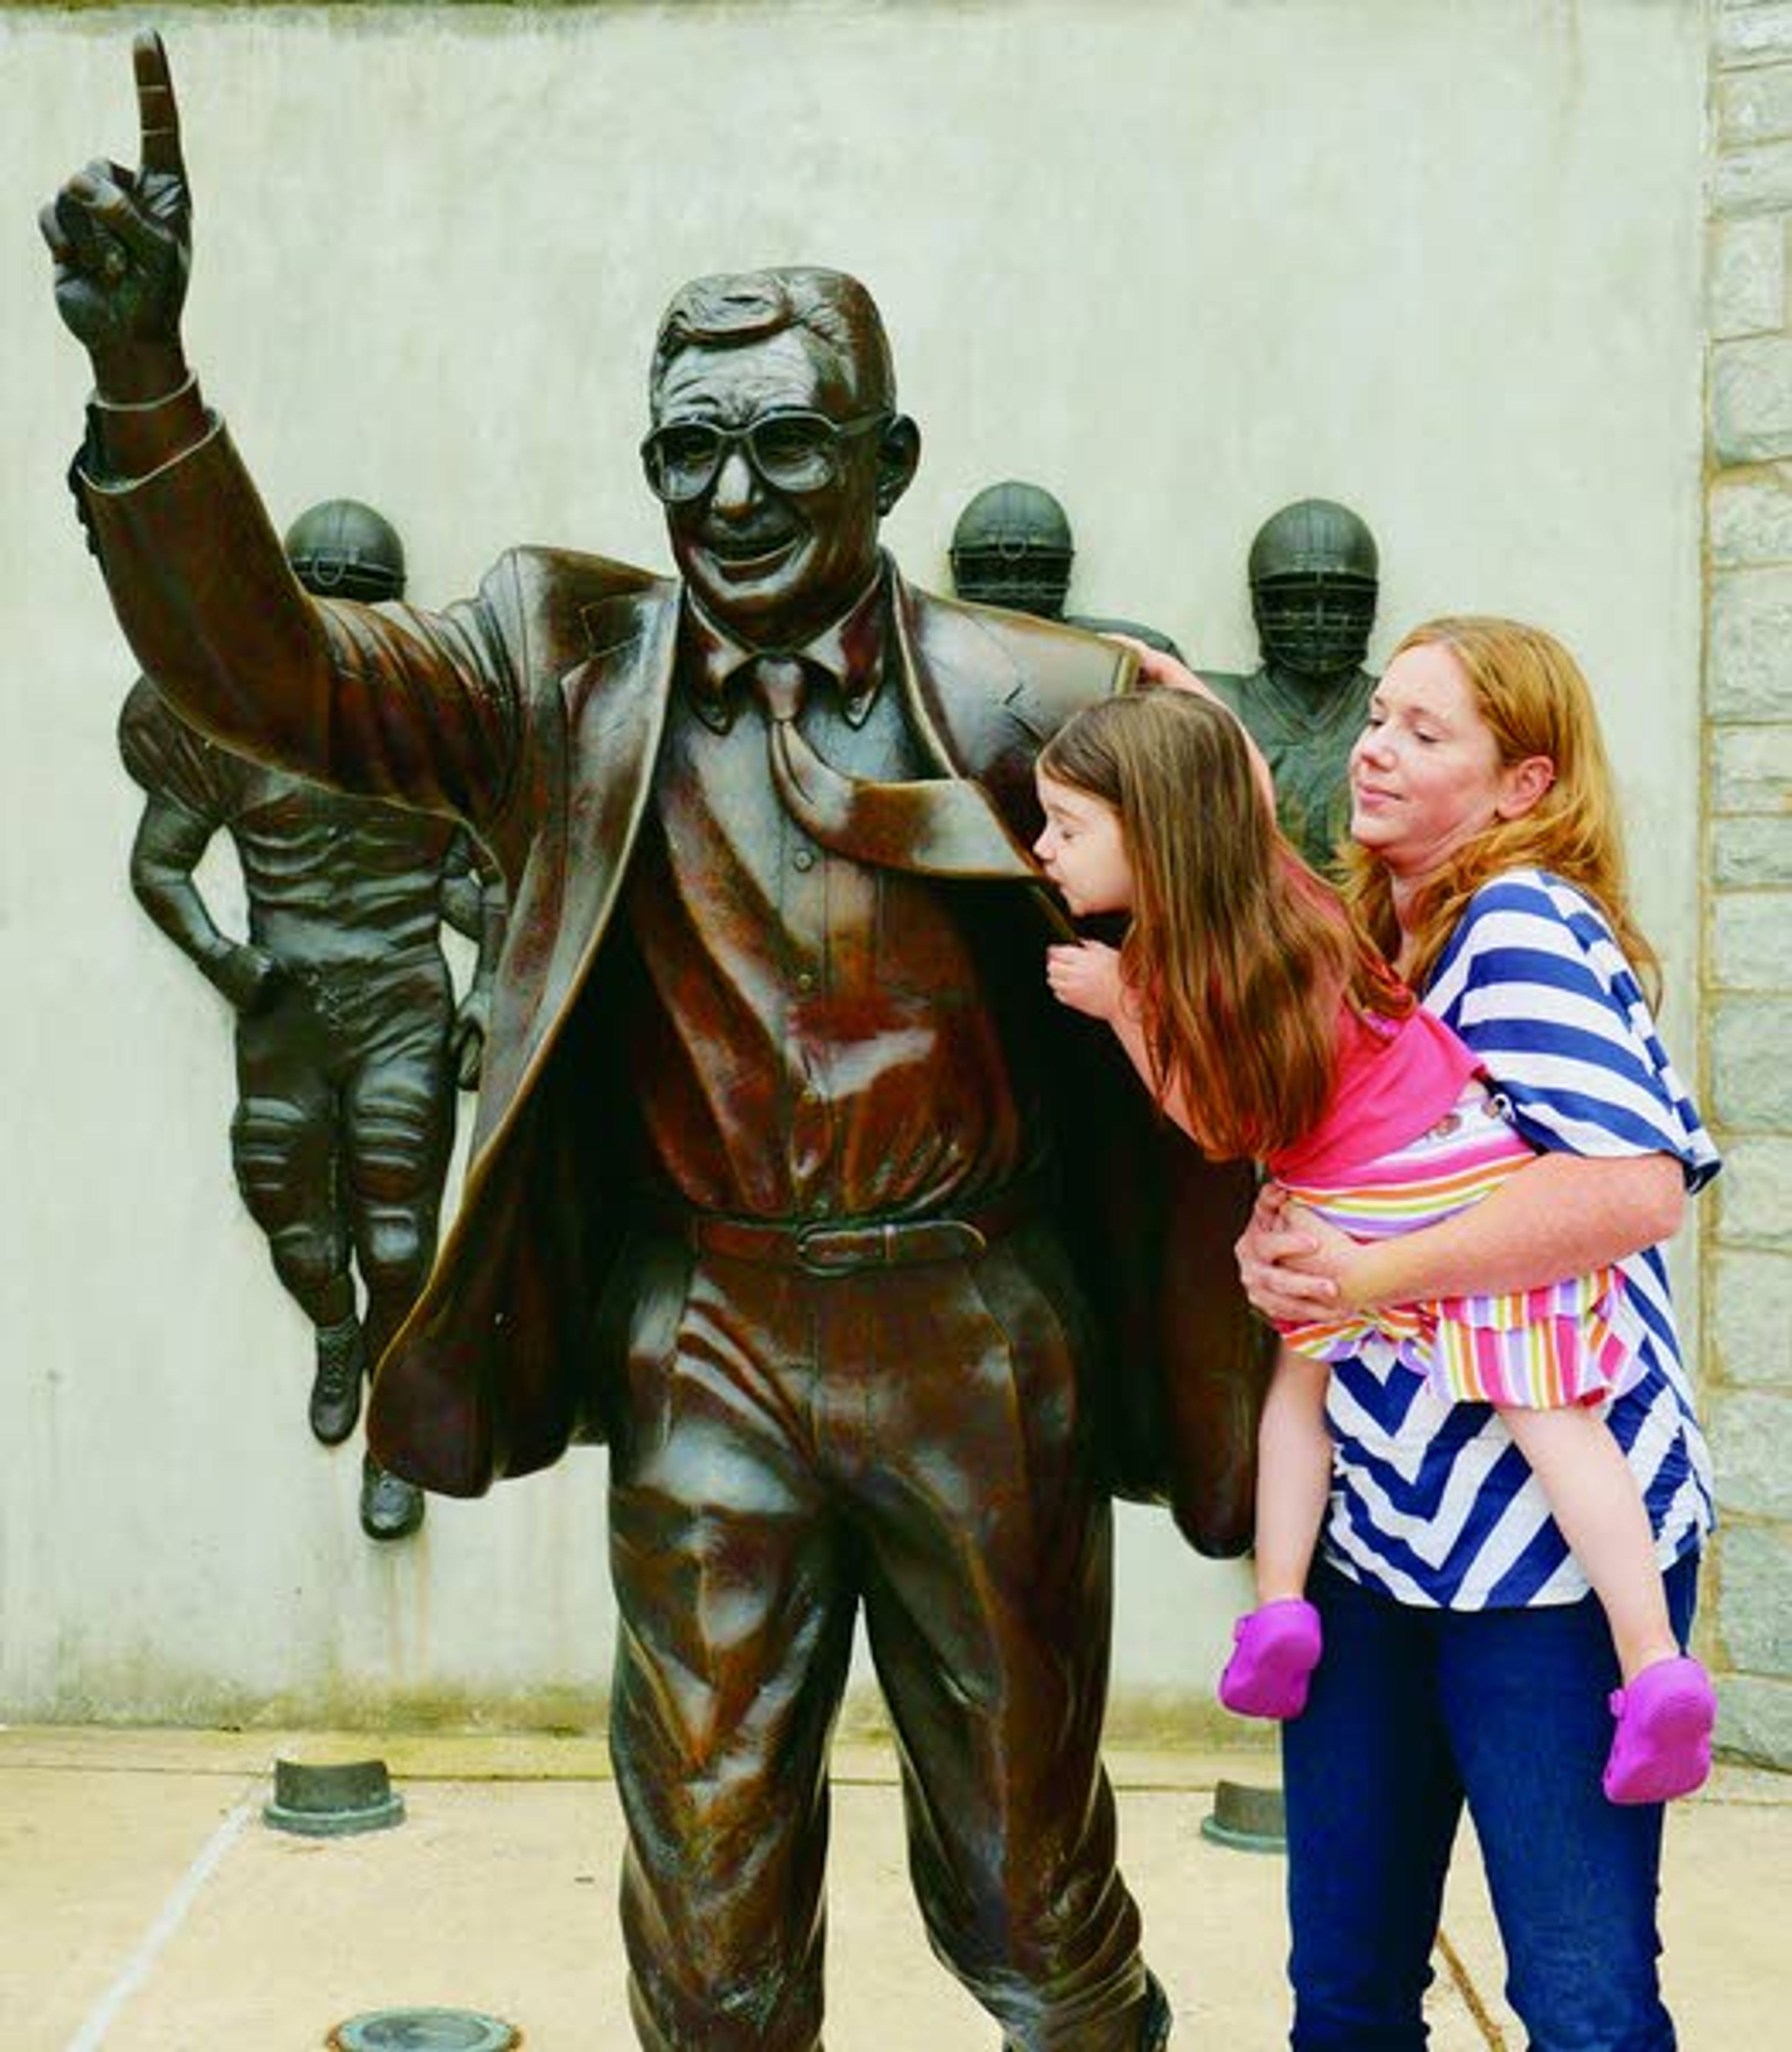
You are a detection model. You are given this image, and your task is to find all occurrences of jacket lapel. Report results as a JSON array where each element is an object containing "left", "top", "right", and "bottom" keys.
[
  {"left": 464, "top": 583, "right": 678, "bottom": 1158},
  {"left": 534, "top": 584, "right": 679, "bottom": 1062},
  {"left": 891, "top": 574, "right": 1077, "bottom": 939}
]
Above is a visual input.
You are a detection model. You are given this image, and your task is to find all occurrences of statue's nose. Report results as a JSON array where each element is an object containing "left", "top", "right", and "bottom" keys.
[{"left": 710, "top": 446, "right": 759, "bottom": 516}]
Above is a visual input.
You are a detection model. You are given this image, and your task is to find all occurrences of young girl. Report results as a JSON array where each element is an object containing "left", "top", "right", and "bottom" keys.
[{"left": 1032, "top": 685, "right": 1715, "bottom": 1805}]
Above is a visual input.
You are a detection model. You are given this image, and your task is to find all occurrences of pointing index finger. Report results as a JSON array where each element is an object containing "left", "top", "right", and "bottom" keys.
[{"left": 133, "top": 29, "right": 184, "bottom": 181}]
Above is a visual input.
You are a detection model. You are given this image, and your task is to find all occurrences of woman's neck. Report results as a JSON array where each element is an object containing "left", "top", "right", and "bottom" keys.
[{"left": 1388, "top": 872, "right": 1423, "bottom": 976}]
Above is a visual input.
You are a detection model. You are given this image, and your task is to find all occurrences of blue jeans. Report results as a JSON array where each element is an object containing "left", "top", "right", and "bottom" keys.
[{"left": 1282, "top": 1553, "right": 1699, "bottom": 2051}]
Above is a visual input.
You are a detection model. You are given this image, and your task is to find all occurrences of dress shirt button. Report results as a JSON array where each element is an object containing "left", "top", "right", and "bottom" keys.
[
  {"left": 792, "top": 849, "right": 815, "bottom": 872},
  {"left": 796, "top": 969, "right": 817, "bottom": 993}
]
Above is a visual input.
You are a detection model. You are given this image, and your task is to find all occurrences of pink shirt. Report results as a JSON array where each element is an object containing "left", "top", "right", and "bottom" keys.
[{"left": 1268, "top": 1004, "right": 1482, "bottom": 1184}]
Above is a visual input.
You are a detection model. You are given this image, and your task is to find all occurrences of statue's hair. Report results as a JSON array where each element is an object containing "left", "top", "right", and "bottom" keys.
[
  {"left": 651, "top": 267, "right": 896, "bottom": 413},
  {"left": 1037, "top": 689, "right": 1410, "bottom": 1160},
  {"left": 1341, "top": 616, "right": 1661, "bottom": 1007}
]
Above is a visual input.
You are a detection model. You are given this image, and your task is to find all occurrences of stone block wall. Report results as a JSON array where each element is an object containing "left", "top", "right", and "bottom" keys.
[{"left": 1706, "top": 0, "right": 1792, "bottom": 1770}]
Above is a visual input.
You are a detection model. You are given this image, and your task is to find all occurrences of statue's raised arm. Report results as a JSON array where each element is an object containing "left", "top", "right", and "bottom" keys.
[
  {"left": 42, "top": 30, "right": 192, "bottom": 407},
  {"left": 39, "top": 34, "right": 518, "bottom": 831}
]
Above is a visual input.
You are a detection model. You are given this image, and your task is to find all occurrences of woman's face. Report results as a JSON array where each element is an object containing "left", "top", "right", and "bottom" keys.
[{"left": 1348, "top": 641, "right": 1531, "bottom": 887}]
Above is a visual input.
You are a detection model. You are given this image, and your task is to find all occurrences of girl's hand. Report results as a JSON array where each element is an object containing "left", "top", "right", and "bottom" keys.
[
  {"left": 1105, "top": 636, "right": 1213, "bottom": 697},
  {"left": 1104, "top": 636, "right": 1278, "bottom": 812},
  {"left": 1236, "top": 1185, "right": 1365, "bottom": 1322},
  {"left": 1046, "top": 940, "right": 1125, "bottom": 1021}
]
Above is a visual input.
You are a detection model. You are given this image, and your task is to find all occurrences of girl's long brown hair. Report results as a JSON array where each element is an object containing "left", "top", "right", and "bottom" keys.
[
  {"left": 1037, "top": 688, "right": 1408, "bottom": 1159},
  {"left": 1342, "top": 617, "right": 1661, "bottom": 1007}
]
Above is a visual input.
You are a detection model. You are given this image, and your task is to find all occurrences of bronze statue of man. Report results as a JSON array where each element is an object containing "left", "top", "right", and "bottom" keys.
[
  {"left": 950, "top": 478, "right": 1186, "bottom": 655},
  {"left": 118, "top": 499, "right": 504, "bottom": 1544},
  {"left": 1203, "top": 497, "right": 1380, "bottom": 875},
  {"left": 45, "top": 37, "right": 1265, "bottom": 2050}
]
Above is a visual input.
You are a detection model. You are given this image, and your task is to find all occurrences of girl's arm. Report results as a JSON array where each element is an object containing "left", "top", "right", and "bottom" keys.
[
  {"left": 1246, "top": 1149, "right": 1686, "bottom": 1318},
  {"left": 1110, "top": 637, "right": 1279, "bottom": 811}
]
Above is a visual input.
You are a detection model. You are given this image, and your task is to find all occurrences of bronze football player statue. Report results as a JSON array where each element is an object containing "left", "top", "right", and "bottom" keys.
[
  {"left": 119, "top": 499, "right": 504, "bottom": 1543},
  {"left": 950, "top": 478, "right": 1185, "bottom": 655},
  {"left": 1204, "top": 497, "right": 1380, "bottom": 875}
]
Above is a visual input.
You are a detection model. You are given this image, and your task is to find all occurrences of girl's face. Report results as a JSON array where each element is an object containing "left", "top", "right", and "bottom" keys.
[
  {"left": 1033, "top": 769, "right": 1135, "bottom": 916},
  {"left": 1348, "top": 642, "right": 1547, "bottom": 888}
]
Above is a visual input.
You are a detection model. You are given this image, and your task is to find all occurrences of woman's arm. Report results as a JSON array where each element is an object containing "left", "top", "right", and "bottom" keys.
[
  {"left": 1246, "top": 868, "right": 1709, "bottom": 1320},
  {"left": 1236, "top": 1152, "right": 1685, "bottom": 1322},
  {"left": 1108, "top": 637, "right": 1279, "bottom": 812},
  {"left": 1286, "top": 1149, "right": 1686, "bottom": 1313}
]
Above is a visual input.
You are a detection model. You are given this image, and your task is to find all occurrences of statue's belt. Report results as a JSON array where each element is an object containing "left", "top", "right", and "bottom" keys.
[{"left": 637, "top": 1178, "right": 1047, "bottom": 1276}]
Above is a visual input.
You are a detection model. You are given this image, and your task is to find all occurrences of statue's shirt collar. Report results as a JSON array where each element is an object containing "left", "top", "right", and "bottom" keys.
[{"left": 682, "top": 566, "right": 889, "bottom": 734}]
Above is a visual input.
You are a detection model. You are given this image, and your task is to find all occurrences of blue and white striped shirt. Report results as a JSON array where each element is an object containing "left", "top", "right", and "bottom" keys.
[{"left": 1320, "top": 868, "right": 1718, "bottom": 1610}]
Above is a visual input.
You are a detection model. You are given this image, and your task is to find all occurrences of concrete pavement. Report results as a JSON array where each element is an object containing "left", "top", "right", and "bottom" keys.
[{"left": 4, "top": 1726, "right": 1785, "bottom": 2049}]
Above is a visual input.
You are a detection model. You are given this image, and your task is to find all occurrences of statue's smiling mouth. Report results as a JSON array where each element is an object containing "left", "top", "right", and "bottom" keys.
[{"left": 703, "top": 527, "right": 801, "bottom": 574}]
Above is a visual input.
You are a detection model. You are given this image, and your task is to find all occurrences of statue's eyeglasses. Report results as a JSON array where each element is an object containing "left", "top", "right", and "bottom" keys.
[{"left": 640, "top": 409, "right": 891, "bottom": 504}]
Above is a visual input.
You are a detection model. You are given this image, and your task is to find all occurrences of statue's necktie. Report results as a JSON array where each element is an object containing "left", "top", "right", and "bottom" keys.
[{"left": 747, "top": 654, "right": 1051, "bottom": 888}]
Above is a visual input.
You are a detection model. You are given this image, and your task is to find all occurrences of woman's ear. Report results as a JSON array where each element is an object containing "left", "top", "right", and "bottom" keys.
[{"left": 1496, "top": 754, "right": 1556, "bottom": 820}]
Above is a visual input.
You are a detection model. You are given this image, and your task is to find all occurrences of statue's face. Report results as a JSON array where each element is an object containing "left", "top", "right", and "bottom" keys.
[
  {"left": 653, "top": 330, "right": 888, "bottom": 646},
  {"left": 950, "top": 553, "right": 1071, "bottom": 620},
  {"left": 1254, "top": 577, "right": 1377, "bottom": 683}
]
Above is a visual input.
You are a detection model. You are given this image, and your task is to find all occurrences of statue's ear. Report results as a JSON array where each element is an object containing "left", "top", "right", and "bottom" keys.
[{"left": 875, "top": 414, "right": 922, "bottom": 515}]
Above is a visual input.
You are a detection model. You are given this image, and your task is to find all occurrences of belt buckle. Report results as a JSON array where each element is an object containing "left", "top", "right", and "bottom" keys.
[
  {"left": 795, "top": 1223, "right": 873, "bottom": 1276},
  {"left": 794, "top": 1218, "right": 988, "bottom": 1274}
]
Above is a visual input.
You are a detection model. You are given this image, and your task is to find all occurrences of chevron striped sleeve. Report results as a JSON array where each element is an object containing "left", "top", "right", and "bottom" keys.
[{"left": 1318, "top": 868, "right": 1718, "bottom": 1611}]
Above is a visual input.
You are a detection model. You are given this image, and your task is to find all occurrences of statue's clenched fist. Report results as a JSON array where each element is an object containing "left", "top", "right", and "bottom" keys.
[{"left": 41, "top": 31, "right": 191, "bottom": 396}]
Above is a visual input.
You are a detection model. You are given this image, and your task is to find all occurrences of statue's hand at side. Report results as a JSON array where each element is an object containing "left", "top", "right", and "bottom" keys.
[
  {"left": 40, "top": 31, "right": 191, "bottom": 399},
  {"left": 451, "top": 988, "right": 491, "bottom": 1091},
  {"left": 211, "top": 943, "right": 287, "bottom": 1016}
]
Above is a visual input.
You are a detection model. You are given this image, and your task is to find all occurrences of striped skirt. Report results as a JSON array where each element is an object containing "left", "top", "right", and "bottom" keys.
[{"left": 1277, "top": 1083, "right": 1645, "bottom": 1409}]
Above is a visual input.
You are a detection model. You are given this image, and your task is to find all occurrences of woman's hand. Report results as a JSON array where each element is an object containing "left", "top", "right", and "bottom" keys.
[
  {"left": 1236, "top": 1184, "right": 1367, "bottom": 1324},
  {"left": 1045, "top": 939, "right": 1125, "bottom": 1021}
]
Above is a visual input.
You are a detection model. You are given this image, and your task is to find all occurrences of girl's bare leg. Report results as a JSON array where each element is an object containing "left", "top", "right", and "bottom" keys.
[
  {"left": 1504, "top": 1402, "right": 1716, "bottom": 1802},
  {"left": 1499, "top": 1403, "right": 1677, "bottom": 1681},
  {"left": 1218, "top": 1344, "right": 1330, "bottom": 1719},
  {"left": 1251, "top": 1343, "right": 1335, "bottom": 1603}
]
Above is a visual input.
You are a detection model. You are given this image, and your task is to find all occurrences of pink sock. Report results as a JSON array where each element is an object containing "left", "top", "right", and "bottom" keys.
[
  {"left": 1218, "top": 1598, "right": 1323, "bottom": 1721},
  {"left": 1602, "top": 1654, "right": 1716, "bottom": 1805}
]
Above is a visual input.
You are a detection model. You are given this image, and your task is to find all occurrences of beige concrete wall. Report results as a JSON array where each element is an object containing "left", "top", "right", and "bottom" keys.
[{"left": 3, "top": 0, "right": 1709, "bottom": 1728}]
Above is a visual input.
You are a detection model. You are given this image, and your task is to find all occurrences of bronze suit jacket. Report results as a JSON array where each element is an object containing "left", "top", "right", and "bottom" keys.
[{"left": 82, "top": 419, "right": 1269, "bottom": 1555}]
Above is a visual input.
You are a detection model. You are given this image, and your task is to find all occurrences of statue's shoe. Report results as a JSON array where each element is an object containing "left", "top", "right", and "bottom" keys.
[
  {"left": 1001, "top": 1970, "right": 1170, "bottom": 2050},
  {"left": 1138, "top": 1972, "right": 1172, "bottom": 2051},
  {"left": 359, "top": 1454, "right": 426, "bottom": 1543},
  {"left": 309, "top": 1316, "right": 365, "bottom": 1447}
]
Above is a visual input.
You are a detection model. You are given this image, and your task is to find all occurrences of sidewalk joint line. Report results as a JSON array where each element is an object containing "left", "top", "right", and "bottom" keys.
[
  {"left": 1435, "top": 1925, "right": 1507, "bottom": 2049},
  {"left": 65, "top": 1790, "right": 257, "bottom": 2051}
]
